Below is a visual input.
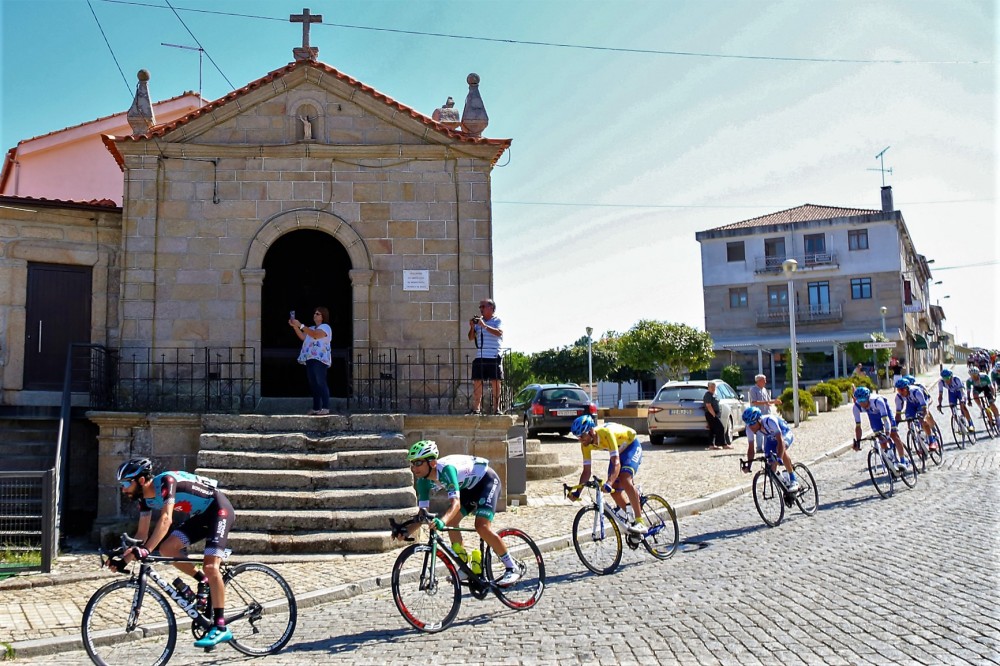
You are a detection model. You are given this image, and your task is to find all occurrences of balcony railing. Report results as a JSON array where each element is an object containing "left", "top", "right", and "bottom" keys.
[
  {"left": 754, "top": 252, "right": 839, "bottom": 274},
  {"left": 756, "top": 303, "right": 844, "bottom": 326}
]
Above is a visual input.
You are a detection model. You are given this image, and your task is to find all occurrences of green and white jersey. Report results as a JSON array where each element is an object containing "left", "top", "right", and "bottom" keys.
[{"left": 415, "top": 455, "right": 490, "bottom": 508}]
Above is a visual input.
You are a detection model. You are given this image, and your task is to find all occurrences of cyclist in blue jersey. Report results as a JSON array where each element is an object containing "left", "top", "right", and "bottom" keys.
[
  {"left": 740, "top": 407, "right": 800, "bottom": 491},
  {"left": 893, "top": 377, "right": 939, "bottom": 451},
  {"left": 852, "top": 387, "right": 910, "bottom": 471},
  {"left": 115, "top": 458, "right": 236, "bottom": 648},
  {"left": 936, "top": 368, "right": 975, "bottom": 433},
  {"left": 394, "top": 440, "right": 524, "bottom": 586}
]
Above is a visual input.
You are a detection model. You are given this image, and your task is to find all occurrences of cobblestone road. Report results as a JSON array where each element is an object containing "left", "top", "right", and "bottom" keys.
[{"left": 13, "top": 419, "right": 999, "bottom": 665}]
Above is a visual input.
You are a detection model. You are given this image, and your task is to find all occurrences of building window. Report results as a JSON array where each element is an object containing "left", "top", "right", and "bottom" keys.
[
  {"left": 804, "top": 233, "right": 826, "bottom": 254},
  {"left": 851, "top": 277, "right": 872, "bottom": 299},
  {"left": 726, "top": 241, "right": 745, "bottom": 262},
  {"left": 848, "top": 229, "right": 869, "bottom": 250},
  {"left": 808, "top": 281, "right": 831, "bottom": 315},
  {"left": 767, "top": 285, "right": 788, "bottom": 309},
  {"left": 764, "top": 237, "right": 785, "bottom": 270},
  {"left": 729, "top": 288, "right": 748, "bottom": 308}
]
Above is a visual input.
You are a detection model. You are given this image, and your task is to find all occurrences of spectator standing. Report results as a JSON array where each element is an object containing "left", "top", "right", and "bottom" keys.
[
  {"left": 853, "top": 363, "right": 867, "bottom": 380},
  {"left": 467, "top": 298, "right": 503, "bottom": 415},
  {"left": 290, "top": 306, "right": 332, "bottom": 415},
  {"left": 703, "top": 381, "right": 730, "bottom": 450}
]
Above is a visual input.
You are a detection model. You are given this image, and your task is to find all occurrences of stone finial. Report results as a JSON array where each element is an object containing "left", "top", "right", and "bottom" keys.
[
  {"left": 460, "top": 73, "right": 489, "bottom": 137},
  {"left": 431, "top": 96, "right": 461, "bottom": 130},
  {"left": 127, "top": 69, "right": 156, "bottom": 135}
]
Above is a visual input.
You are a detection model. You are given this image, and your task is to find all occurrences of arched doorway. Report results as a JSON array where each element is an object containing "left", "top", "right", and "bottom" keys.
[{"left": 261, "top": 229, "right": 352, "bottom": 397}]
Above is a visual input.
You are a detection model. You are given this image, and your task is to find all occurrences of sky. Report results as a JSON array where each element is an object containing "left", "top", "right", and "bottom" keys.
[{"left": 1, "top": 0, "right": 996, "bottom": 353}]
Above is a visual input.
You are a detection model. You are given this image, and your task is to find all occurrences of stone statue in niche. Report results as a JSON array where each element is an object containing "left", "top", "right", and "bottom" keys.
[
  {"left": 299, "top": 114, "right": 314, "bottom": 141},
  {"left": 432, "top": 97, "right": 461, "bottom": 130}
]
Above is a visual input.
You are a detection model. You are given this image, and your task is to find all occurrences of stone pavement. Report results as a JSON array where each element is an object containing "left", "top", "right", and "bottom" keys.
[{"left": 0, "top": 384, "right": 952, "bottom": 657}]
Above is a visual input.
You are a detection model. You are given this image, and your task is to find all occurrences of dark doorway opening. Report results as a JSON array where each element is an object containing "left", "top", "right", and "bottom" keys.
[
  {"left": 24, "top": 263, "right": 92, "bottom": 390},
  {"left": 261, "top": 229, "right": 353, "bottom": 397}
]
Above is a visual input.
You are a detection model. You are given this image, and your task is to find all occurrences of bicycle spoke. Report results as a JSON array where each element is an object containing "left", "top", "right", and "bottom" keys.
[
  {"left": 898, "top": 443, "right": 919, "bottom": 488},
  {"left": 792, "top": 463, "right": 819, "bottom": 516},
  {"left": 639, "top": 494, "right": 679, "bottom": 559},
  {"left": 224, "top": 563, "right": 297, "bottom": 656},
  {"left": 752, "top": 470, "right": 784, "bottom": 527},
  {"left": 82, "top": 579, "right": 176, "bottom": 666},
  {"left": 391, "top": 544, "right": 461, "bottom": 633},
  {"left": 867, "top": 447, "right": 894, "bottom": 499},
  {"left": 571, "top": 506, "right": 622, "bottom": 574},
  {"left": 486, "top": 528, "right": 546, "bottom": 610}
]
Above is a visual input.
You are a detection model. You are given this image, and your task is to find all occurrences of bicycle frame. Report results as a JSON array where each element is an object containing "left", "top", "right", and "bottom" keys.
[{"left": 392, "top": 513, "right": 498, "bottom": 598}]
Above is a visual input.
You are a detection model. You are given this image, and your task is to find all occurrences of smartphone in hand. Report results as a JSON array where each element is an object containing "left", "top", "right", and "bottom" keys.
[{"left": 289, "top": 310, "right": 295, "bottom": 320}]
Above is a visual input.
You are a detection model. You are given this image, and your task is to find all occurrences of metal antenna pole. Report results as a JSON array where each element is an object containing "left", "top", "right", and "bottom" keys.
[
  {"left": 161, "top": 42, "right": 206, "bottom": 104},
  {"left": 872, "top": 146, "right": 892, "bottom": 187}
]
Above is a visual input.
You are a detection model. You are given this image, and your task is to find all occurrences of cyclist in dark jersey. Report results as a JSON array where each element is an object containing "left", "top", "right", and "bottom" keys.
[{"left": 115, "top": 458, "right": 236, "bottom": 648}]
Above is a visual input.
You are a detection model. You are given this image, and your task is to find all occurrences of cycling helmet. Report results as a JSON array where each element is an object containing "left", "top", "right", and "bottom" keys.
[
  {"left": 970, "top": 366, "right": 981, "bottom": 376},
  {"left": 570, "top": 415, "right": 596, "bottom": 437},
  {"left": 406, "top": 440, "right": 439, "bottom": 462},
  {"left": 853, "top": 386, "right": 871, "bottom": 402},
  {"left": 903, "top": 375, "right": 916, "bottom": 385},
  {"left": 742, "top": 406, "right": 762, "bottom": 426},
  {"left": 940, "top": 369, "right": 953, "bottom": 379},
  {"left": 894, "top": 377, "right": 910, "bottom": 389},
  {"left": 116, "top": 458, "right": 152, "bottom": 483}
]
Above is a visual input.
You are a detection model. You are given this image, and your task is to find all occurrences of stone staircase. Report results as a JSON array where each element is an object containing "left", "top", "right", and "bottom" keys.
[
  {"left": 0, "top": 413, "right": 59, "bottom": 471},
  {"left": 525, "top": 438, "right": 576, "bottom": 481},
  {"left": 195, "top": 413, "right": 415, "bottom": 554}
]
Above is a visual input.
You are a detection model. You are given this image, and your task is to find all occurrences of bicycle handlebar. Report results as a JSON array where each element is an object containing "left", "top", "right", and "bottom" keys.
[
  {"left": 562, "top": 477, "right": 613, "bottom": 499},
  {"left": 388, "top": 508, "right": 434, "bottom": 541}
]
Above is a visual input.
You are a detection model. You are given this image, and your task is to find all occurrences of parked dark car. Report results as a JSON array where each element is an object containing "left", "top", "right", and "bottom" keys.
[
  {"left": 509, "top": 383, "right": 597, "bottom": 437},
  {"left": 646, "top": 379, "right": 747, "bottom": 445}
]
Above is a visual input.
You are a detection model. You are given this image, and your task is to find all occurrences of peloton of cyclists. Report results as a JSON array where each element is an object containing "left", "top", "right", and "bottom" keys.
[
  {"left": 893, "top": 376, "right": 940, "bottom": 451},
  {"left": 740, "top": 406, "right": 800, "bottom": 491},
  {"left": 937, "top": 368, "right": 976, "bottom": 434},
  {"left": 852, "top": 387, "right": 911, "bottom": 472},
  {"left": 567, "top": 415, "right": 647, "bottom": 535},
  {"left": 967, "top": 366, "right": 1000, "bottom": 432}
]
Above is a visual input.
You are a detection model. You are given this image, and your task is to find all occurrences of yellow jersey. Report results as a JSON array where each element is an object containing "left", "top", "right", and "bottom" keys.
[{"left": 581, "top": 422, "right": 637, "bottom": 463}]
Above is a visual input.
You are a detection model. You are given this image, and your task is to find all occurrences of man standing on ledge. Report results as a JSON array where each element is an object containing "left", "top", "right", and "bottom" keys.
[{"left": 468, "top": 298, "right": 503, "bottom": 415}]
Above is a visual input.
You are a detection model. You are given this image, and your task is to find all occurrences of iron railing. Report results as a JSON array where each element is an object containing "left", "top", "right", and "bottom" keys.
[
  {"left": 754, "top": 252, "right": 840, "bottom": 273},
  {"left": 756, "top": 303, "right": 844, "bottom": 326},
  {"left": 0, "top": 470, "right": 55, "bottom": 573},
  {"left": 350, "top": 348, "right": 513, "bottom": 414}
]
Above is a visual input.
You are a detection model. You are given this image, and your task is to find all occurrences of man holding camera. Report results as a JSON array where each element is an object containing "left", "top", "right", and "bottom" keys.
[{"left": 468, "top": 298, "right": 503, "bottom": 415}]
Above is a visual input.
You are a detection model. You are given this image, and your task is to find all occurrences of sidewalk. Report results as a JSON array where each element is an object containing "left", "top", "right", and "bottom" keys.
[{"left": 1, "top": 401, "right": 864, "bottom": 658}]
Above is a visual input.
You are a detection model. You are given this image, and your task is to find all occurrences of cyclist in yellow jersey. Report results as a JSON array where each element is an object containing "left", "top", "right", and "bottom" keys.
[{"left": 567, "top": 415, "right": 646, "bottom": 535}]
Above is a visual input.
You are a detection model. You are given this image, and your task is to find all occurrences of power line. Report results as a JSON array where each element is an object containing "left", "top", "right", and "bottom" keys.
[
  {"left": 86, "top": 0, "right": 133, "bottom": 97},
  {"left": 493, "top": 197, "right": 994, "bottom": 210},
  {"left": 97, "top": 0, "right": 990, "bottom": 66},
  {"left": 162, "top": 0, "right": 236, "bottom": 91},
  {"left": 932, "top": 260, "right": 1000, "bottom": 271}
]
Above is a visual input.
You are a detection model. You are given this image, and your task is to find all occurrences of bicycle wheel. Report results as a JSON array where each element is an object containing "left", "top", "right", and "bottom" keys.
[
  {"left": 639, "top": 494, "right": 679, "bottom": 559},
  {"left": 792, "top": 463, "right": 819, "bottom": 516},
  {"left": 867, "top": 447, "right": 894, "bottom": 499},
  {"left": 908, "top": 429, "right": 927, "bottom": 473},
  {"left": 81, "top": 578, "right": 176, "bottom": 666},
  {"left": 571, "top": 506, "right": 623, "bottom": 574},
  {"left": 928, "top": 424, "right": 944, "bottom": 466},
  {"left": 898, "top": 442, "right": 919, "bottom": 488},
  {"left": 986, "top": 414, "right": 999, "bottom": 439},
  {"left": 390, "top": 543, "right": 461, "bottom": 633},
  {"left": 752, "top": 470, "right": 784, "bottom": 527},
  {"left": 484, "top": 527, "right": 546, "bottom": 610},
  {"left": 950, "top": 414, "right": 967, "bottom": 450},
  {"left": 223, "top": 563, "right": 297, "bottom": 656}
]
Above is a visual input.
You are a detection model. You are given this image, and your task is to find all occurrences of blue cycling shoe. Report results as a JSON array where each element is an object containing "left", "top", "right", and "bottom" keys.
[{"left": 194, "top": 626, "right": 233, "bottom": 648}]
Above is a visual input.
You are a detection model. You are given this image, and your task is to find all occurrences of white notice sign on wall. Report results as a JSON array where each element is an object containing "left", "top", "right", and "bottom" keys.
[{"left": 403, "top": 270, "right": 429, "bottom": 291}]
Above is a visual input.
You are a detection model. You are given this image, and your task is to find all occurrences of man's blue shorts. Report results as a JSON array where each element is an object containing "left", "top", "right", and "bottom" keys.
[
  {"left": 763, "top": 431, "right": 794, "bottom": 459},
  {"left": 609, "top": 439, "right": 643, "bottom": 479}
]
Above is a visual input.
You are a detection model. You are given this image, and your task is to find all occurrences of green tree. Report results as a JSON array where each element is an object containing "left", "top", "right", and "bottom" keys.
[
  {"left": 530, "top": 339, "right": 615, "bottom": 385},
  {"left": 783, "top": 347, "right": 803, "bottom": 388},
  {"left": 843, "top": 333, "right": 892, "bottom": 369},
  {"left": 504, "top": 351, "right": 536, "bottom": 393},
  {"left": 617, "top": 320, "right": 714, "bottom": 381}
]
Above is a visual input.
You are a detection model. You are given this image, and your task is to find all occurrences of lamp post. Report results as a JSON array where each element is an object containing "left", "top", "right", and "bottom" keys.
[
  {"left": 880, "top": 305, "right": 887, "bottom": 387},
  {"left": 586, "top": 326, "right": 594, "bottom": 406},
  {"left": 782, "top": 259, "right": 800, "bottom": 426}
]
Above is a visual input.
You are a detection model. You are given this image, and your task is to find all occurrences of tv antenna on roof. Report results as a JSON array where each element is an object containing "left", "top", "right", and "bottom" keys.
[
  {"left": 867, "top": 145, "right": 893, "bottom": 187},
  {"left": 161, "top": 42, "right": 205, "bottom": 105}
]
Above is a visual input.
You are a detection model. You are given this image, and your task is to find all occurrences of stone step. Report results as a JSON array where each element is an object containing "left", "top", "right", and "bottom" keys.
[
  {"left": 198, "top": 449, "right": 407, "bottom": 471},
  {"left": 526, "top": 439, "right": 542, "bottom": 453},
  {"left": 199, "top": 432, "right": 406, "bottom": 453},
  {"left": 525, "top": 450, "right": 561, "bottom": 466},
  {"left": 2, "top": 455, "right": 55, "bottom": 471},
  {"left": 235, "top": 507, "right": 413, "bottom": 533},
  {"left": 0, "top": 426, "right": 58, "bottom": 445},
  {"left": 197, "top": 467, "right": 413, "bottom": 492},
  {"left": 224, "top": 487, "right": 416, "bottom": 511},
  {"left": 526, "top": 462, "right": 577, "bottom": 481},
  {"left": 227, "top": 529, "right": 395, "bottom": 554},
  {"left": 0, "top": 441, "right": 54, "bottom": 457},
  {"left": 254, "top": 397, "right": 349, "bottom": 415},
  {"left": 202, "top": 413, "right": 403, "bottom": 434}
]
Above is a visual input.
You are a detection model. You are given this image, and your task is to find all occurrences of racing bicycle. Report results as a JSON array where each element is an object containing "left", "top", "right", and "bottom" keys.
[
  {"left": 940, "top": 402, "right": 972, "bottom": 450},
  {"left": 82, "top": 534, "right": 296, "bottom": 666},
  {"left": 858, "top": 431, "right": 918, "bottom": 499},
  {"left": 739, "top": 454, "right": 818, "bottom": 527},
  {"left": 899, "top": 417, "right": 943, "bottom": 473},
  {"left": 388, "top": 509, "right": 545, "bottom": 633}
]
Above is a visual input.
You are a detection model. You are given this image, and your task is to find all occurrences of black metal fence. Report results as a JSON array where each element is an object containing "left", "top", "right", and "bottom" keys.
[
  {"left": 0, "top": 471, "right": 55, "bottom": 574},
  {"left": 350, "top": 348, "right": 513, "bottom": 415}
]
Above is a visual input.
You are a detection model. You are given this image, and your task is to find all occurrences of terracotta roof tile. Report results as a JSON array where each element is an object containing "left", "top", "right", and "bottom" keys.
[
  {"left": 709, "top": 204, "right": 885, "bottom": 232},
  {"left": 0, "top": 194, "right": 121, "bottom": 211},
  {"left": 107, "top": 60, "right": 511, "bottom": 164}
]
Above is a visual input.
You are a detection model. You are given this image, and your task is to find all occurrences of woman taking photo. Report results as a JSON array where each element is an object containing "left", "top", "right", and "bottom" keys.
[{"left": 289, "top": 306, "right": 332, "bottom": 415}]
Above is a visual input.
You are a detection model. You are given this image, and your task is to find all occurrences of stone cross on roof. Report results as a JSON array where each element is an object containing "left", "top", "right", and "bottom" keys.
[{"left": 290, "top": 8, "right": 323, "bottom": 61}]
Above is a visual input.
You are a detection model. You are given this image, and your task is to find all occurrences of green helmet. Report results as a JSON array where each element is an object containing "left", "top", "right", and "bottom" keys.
[{"left": 407, "top": 440, "right": 439, "bottom": 462}]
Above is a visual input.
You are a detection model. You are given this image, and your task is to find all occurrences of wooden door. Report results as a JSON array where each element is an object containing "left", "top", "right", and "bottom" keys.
[{"left": 23, "top": 263, "right": 92, "bottom": 390}]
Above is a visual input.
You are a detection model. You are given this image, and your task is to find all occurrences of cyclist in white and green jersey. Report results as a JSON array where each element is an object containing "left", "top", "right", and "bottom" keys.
[{"left": 394, "top": 440, "right": 524, "bottom": 586}]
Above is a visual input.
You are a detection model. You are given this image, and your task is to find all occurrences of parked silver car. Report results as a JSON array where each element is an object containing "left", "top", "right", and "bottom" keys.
[{"left": 646, "top": 380, "right": 747, "bottom": 445}]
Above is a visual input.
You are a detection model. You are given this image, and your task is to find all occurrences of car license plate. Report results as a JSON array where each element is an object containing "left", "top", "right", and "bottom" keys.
[
  {"left": 669, "top": 409, "right": 694, "bottom": 415},
  {"left": 553, "top": 409, "right": 578, "bottom": 416}
]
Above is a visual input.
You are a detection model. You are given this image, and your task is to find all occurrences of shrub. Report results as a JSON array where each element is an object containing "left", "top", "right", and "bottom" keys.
[
  {"left": 778, "top": 387, "right": 815, "bottom": 417},
  {"left": 721, "top": 364, "right": 744, "bottom": 390},
  {"left": 828, "top": 377, "right": 855, "bottom": 394},
  {"left": 810, "top": 381, "right": 842, "bottom": 409}
]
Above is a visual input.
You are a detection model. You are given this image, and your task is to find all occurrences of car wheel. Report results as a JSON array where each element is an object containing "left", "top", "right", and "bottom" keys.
[
  {"left": 649, "top": 433, "right": 665, "bottom": 446},
  {"left": 724, "top": 418, "right": 734, "bottom": 446}
]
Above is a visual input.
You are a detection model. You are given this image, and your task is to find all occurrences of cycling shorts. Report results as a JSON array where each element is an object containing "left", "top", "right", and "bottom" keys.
[
  {"left": 945, "top": 390, "right": 964, "bottom": 406},
  {"left": 865, "top": 414, "right": 898, "bottom": 434},
  {"left": 459, "top": 468, "right": 501, "bottom": 521},
  {"left": 973, "top": 385, "right": 996, "bottom": 404},
  {"left": 609, "top": 439, "right": 643, "bottom": 480},
  {"left": 763, "top": 431, "right": 793, "bottom": 459},
  {"left": 904, "top": 402, "right": 923, "bottom": 420},
  {"left": 171, "top": 494, "right": 235, "bottom": 558}
]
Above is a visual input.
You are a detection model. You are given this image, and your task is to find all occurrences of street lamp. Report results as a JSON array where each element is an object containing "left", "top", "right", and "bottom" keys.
[
  {"left": 782, "top": 258, "right": 799, "bottom": 426},
  {"left": 880, "top": 306, "right": 888, "bottom": 388},
  {"left": 586, "top": 326, "right": 594, "bottom": 406}
]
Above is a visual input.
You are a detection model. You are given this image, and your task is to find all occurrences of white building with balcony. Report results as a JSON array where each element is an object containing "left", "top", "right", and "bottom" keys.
[{"left": 694, "top": 187, "right": 938, "bottom": 387}]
